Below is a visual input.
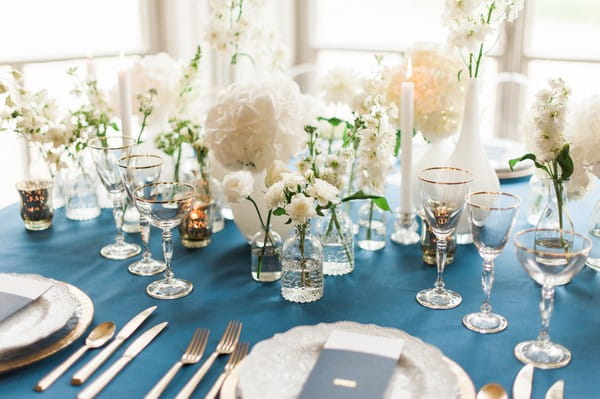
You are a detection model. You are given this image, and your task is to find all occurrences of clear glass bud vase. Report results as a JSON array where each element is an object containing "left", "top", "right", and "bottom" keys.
[
  {"left": 586, "top": 199, "right": 600, "bottom": 271},
  {"left": 281, "top": 222, "right": 324, "bottom": 303},
  {"left": 315, "top": 206, "right": 354, "bottom": 276},
  {"left": 251, "top": 226, "right": 282, "bottom": 282},
  {"left": 63, "top": 169, "right": 101, "bottom": 221},
  {"left": 527, "top": 173, "right": 547, "bottom": 225},
  {"left": 357, "top": 200, "right": 386, "bottom": 251},
  {"left": 536, "top": 179, "right": 574, "bottom": 232}
]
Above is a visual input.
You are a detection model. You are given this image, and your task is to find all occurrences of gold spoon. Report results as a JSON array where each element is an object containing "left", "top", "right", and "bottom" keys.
[
  {"left": 477, "top": 383, "right": 509, "bottom": 399},
  {"left": 34, "top": 321, "right": 116, "bottom": 391}
]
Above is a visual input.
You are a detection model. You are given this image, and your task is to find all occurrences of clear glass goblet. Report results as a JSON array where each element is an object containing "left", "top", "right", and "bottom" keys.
[
  {"left": 88, "top": 136, "right": 141, "bottom": 260},
  {"left": 118, "top": 154, "right": 166, "bottom": 276},
  {"left": 514, "top": 228, "right": 592, "bottom": 368},
  {"left": 134, "top": 182, "right": 195, "bottom": 299},
  {"left": 463, "top": 192, "right": 520, "bottom": 333},
  {"left": 417, "top": 167, "right": 473, "bottom": 309}
]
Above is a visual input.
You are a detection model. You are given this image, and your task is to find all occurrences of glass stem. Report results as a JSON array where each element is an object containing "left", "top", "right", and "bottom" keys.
[
  {"left": 434, "top": 234, "right": 448, "bottom": 290},
  {"left": 111, "top": 193, "right": 125, "bottom": 245},
  {"left": 537, "top": 283, "right": 555, "bottom": 347},
  {"left": 140, "top": 216, "right": 152, "bottom": 261},
  {"left": 480, "top": 259, "right": 494, "bottom": 315},
  {"left": 162, "top": 229, "right": 174, "bottom": 282}
]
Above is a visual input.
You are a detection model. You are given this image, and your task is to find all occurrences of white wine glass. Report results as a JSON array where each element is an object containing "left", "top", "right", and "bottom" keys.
[
  {"left": 514, "top": 228, "right": 591, "bottom": 368},
  {"left": 463, "top": 192, "right": 520, "bottom": 334},
  {"left": 417, "top": 167, "right": 472, "bottom": 309},
  {"left": 88, "top": 136, "right": 141, "bottom": 260},
  {"left": 134, "top": 182, "right": 195, "bottom": 299},
  {"left": 118, "top": 154, "right": 166, "bottom": 276}
]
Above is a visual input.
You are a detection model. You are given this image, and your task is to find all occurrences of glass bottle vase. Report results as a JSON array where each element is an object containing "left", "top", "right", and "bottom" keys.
[
  {"left": 357, "top": 200, "right": 386, "bottom": 251},
  {"left": 250, "top": 226, "right": 282, "bottom": 282},
  {"left": 536, "top": 178, "right": 574, "bottom": 232},
  {"left": 280, "top": 222, "right": 324, "bottom": 303},
  {"left": 586, "top": 199, "right": 600, "bottom": 271},
  {"left": 315, "top": 206, "right": 354, "bottom": 276},
  {"left": 63, "top": 169, "right": 101, "bottom": 221}
]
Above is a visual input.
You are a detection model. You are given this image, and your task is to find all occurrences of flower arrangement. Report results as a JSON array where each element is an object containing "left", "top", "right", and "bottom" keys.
[
  {"left": 385, "top": 43, "right": 465, "bottom": 140},
  {"left": 510, "top": 78, "right": 573, "bottom": 228},
  {"left": 443, "top": 0, "right": 524, "bottom": 78},
  {"left": 205, "top": 79, "right": 312, "bottom": 173}
]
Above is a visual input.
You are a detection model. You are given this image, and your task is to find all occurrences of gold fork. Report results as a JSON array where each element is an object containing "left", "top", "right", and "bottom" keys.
[
  {"left": 204, "top": 342, "right": 249, "bottom": 399},
  {"left": 145, "top": 328, "right": 209, "bottom": 399},
  {"left": 175, "top": 321, "right": 242, "bottom": 399}
]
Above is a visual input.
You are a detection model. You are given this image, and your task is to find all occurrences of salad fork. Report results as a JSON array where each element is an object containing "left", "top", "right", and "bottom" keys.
[{"left": 204, "top": 342, "right": 249, "bottom": 399}]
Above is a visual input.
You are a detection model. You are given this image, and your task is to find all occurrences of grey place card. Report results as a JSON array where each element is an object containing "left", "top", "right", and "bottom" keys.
[
  {"left": 0, "top": 275, "right": 52, "bottom": 323},
  {"left": 299, "top": 330, "right": 405, "bottom": 399}
]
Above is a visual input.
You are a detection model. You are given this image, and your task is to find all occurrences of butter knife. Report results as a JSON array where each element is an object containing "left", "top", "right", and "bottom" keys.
[
  {"left": 545, "top": 380, "right": 564, "bottom": 399},
  {"left": 77, "top": 322, "right": 168, "bottom": 399},
  {"left": 513, "top": 364, "right": 534, "bottom": 399},
  {"left": 72, "top": 305, "right": 157, "bottom": 385}
]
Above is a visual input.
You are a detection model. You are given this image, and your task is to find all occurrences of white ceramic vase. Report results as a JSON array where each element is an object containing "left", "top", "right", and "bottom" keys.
[
  {"left": 412, "top": 137, "right": 453, "bottom": 208},
  {"left": 447, "top": 78, "right": 500, "bottom": 243}
]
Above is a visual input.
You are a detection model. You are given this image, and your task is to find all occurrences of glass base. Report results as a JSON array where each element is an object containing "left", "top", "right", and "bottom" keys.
[
  {"left": 391, "top": 229, "right": 420, "bottom": 245},
  {"left": 128, "top": 258, "right": 166, "bottom": 276},
  {"left": 252, "top": 271, "right": 281, "bottom": 282},
  {"left": 463, "top": 311, "right": 507, "bottom": 334},
  {"left": 23, "top": 220, "right": 52, "bottom": 231},
  {"left": 456, "top": 232, "right": 473, "bottom": 245},
  {"left": 357, "top": 239, "right": 386, "bottom": 251},
  {"left": 514, "top": 340, "right": 571, "bottom": 369},
  {"left": 100, "top": 242, "right": 141, "bottom": 260},
  {"left": 146, "top": 277, "right": 193, "bottom": 300},
  {"left": 323, "top": 261, "right": 353, "bottom": 276},
  {"left": 281, "top": 286, "right": 323, "bottom": 303},
  {"left": 586, "top": 256, "right": 600, "bottom": 271},
  {"left": 416, "top": 287, "right": 462, "bottom": 309},
  {"left": 181, "top": 237, "right": 211, "bottom": 248},
  {"left": 66, "top": 207, "right": 101, "bottom": 221}
]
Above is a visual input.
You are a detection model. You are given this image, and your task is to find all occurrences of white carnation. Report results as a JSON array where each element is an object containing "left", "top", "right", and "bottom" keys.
[
  {"left": 287, "top": 194, "right": 316, "bottom": 225},
  {"left": 306, "top": 178, "right": 340, "bottom": 207},
  {"left": 264, "top": 181, "right": 285, "bottom": 209},
  {"left": 222, "top": 170, "right": 254, "bottom": 204},
  {"left": 281, "top": 172, "right": 306, "bottom": 193},
  {"left": 264, "top": 160, "right": 289, "bottom": 188}
]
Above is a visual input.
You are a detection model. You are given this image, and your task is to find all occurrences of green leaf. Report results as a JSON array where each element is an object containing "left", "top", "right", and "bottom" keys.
[
  {"left": 394, "top": 129, "right": 402, "bottom": 157},
  {"left": 272, "top": 207, "right": 286, "bottom": 216},
  {"left": 341, "top": 190, "right": 392, "bottom": 211},
  {"left": 457, "top": 69, "right": 463, "bottom": 82},
  {"left": 284, "top": 218, "right": 292, "bottom": 225},
  {"left": 509, "top": 153, "right": 549, "bottom": 175},
  {"left": 372, "top": 197, "right": 392, "bottom": 211},
  {"left": 315, "top": 207, "right": 324, "bottom": 217},
  {"left": 556, "top": 144, "right": 574, "bottom": 180}
]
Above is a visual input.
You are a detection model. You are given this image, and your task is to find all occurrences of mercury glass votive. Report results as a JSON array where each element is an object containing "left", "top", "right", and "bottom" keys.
[
  {"left": 16, "top": 179, "right": 54, "bottom": 231},
  {"left": 179, "top": 194, "right": 213, "bottom": 248}
]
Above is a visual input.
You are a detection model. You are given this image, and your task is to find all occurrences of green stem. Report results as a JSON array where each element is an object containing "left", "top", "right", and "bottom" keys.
[
  {"left": 331, "top": 207, "right": 352, "bottom": 263},
  {"left": 366, "top": 200, "right": 374, "bottom": 241},
  {"left": 299, "top": 223, "right": 306, "bottom": 286},
  {"left": 173, "top": 145, "right": 182, "bottom": 182},
  {"left": 256, "top": 209, "right": 273, "bottom": 279},
  {"left": 473, "top": 43, "right": 484, "bottom": 78}
]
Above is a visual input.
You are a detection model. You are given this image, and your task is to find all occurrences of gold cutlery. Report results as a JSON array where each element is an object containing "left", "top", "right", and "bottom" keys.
[
  {"left": 512, "top": 364, "right": 534, "bottom": 399},
  {"left": 204, "top": 342, "right": 248, "bottom": 399},
  {"left": 545, "top": 380, "right": 564, "bottom": 399},
  {"left": 72, "top": 305, "right": 157, "bottom": 385},
  {"left": 35, "top": 322, "right": 116, "bottom": 392},
  {"left": 144, "top": 328, "right": 210, "bottom": 399},
  {"left": 477, "top": 383, "right": 508, "bottom": 399},
  {"left": 175, "top": 321, "right": 242, "bottom": 399},
  {"left": 77, "top": 322, "right": 168, "bottom": 399}
]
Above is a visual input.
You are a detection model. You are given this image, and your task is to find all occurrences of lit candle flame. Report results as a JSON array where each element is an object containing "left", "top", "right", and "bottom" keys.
[{"left": 406, "top": 56, "right": 412, "bottom": 81}]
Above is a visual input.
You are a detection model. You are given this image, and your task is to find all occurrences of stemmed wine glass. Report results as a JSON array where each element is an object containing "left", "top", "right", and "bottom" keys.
[
  {"left": 417, "top": 167, "right": 473, "bottom": 309},
  {"left": 118, "top": 154, "right": 166, "bottom": 276},
  {"left": 463, "top": 192, "right": 520, "bottom": 333},
  {"left": 513, "top": 228, "right": 591, "bottom": 368},
  {"left": 134, "top": 182, "right": 195, "bottom": 299},
  {"left": 88, "top": 136, "right": 141, "bottom": 260}
]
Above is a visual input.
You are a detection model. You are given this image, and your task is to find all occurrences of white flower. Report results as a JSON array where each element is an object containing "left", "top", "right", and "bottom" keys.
[
  {"left": 222, "top": 170, "right": 254, "bottom": 204},
  {"left": 264, "top": 181, "right": 285, "bottom": 209},
  {"left": 319, "top": 68, "right": 361, "bottom": 106},
  {"left": 205, "top": 79, "right": 311, "bottom": 172},
  {"left": 317, "top": 119, "right": 346, "bottom": 140},
  {"left": 264, "top": 160, "right": 289, "bottom": 188},
  {"left": 306, "top": 178, "right": 340, "bottom": 207},
  {"left": 281, "top": 172, "right": 306, "bottom": 193},
  {"left": 287, "top": 194, "right": 316, "bottom": 225}
]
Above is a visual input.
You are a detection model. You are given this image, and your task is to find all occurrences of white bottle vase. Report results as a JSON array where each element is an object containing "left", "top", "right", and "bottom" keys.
[{"left": 447, "top": 78, "right": 500, "bottom": 244}]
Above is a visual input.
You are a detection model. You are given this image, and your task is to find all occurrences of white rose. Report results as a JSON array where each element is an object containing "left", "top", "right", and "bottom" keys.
[
  {"left": 264, "top": 181, "right": 285, "bottom": 209},
  {"left": 264, "top": 160, "right": 289, "bottom": 188},
  {"left": 287, "top": 194, "right": 316, "bottom": 225},
  {"left": 222, "top": 171, "right": 254, "bottom": 204},
  {"left": 307, "top": 178, "right": 340, "bottom": 207}
]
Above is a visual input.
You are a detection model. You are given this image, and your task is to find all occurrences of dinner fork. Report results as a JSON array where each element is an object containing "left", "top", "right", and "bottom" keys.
[
  {"left": 144, "top": 328, "right": 209, "bottom": 399},
  {"left": 174, "top": 321, "right": 242, "bottom": 399},
  {"left": 204, "top": 342, "right": 249, "bottom": 399}
]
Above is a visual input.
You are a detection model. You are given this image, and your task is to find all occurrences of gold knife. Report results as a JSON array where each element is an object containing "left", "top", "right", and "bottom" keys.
[
  {"left": 72, "top": 305, "right": 157, "bottom": 385},
  {"left": 77, "top": 322, "right": 168, "bottom": 399}
]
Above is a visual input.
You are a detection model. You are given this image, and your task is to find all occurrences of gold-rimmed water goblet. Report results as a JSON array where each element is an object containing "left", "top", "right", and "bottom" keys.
[
  {"left": 88, "top": 136, "right": 141, "bottom": 260},
  {"left": 463, "top": 192, "right": 520, "bottom": 333},
  {"left": 118, "top": 154, "right": 166, "bottom": 276},
  {"left": 417, "top": 167, "right": 473, "bottom": 309},
  {"left": 133, "top": 182, "right": 195, "bottom": 299},
  {"left": 513, "top": 228, "right": 591, "bottom": 368}
]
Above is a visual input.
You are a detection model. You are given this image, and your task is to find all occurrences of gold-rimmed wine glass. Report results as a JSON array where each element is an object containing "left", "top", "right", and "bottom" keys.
[
  {"left": 417, "top": 167, "right": 473, "bottom": 309},
  {"left": 134, "top": 182, "right": 195, "bottom": 299},
  {"left": 118, "top": 154, "right": 166, "bottom": 276},
  {"left": 463, "top": 192, "right": 520, "bottom": 333},
  {"left": 88, "top": 136, "right": 141, "bottom": 260}
]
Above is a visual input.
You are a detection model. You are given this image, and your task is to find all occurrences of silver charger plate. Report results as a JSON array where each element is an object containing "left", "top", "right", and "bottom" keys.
[{"left": 230, "top": 321, "right": 474, "bottom": 399}]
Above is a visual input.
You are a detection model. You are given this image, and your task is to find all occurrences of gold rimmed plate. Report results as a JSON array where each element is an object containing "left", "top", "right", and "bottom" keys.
[{"left": 0, "top": 274, "right": 94, "bottom": 373}]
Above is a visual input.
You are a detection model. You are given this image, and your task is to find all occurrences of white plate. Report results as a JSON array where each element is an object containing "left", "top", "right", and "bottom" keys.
[
  {"left": 0, "top": 274, "right": 77, "bottom": 355},
  {"left": 236, "top": 321, "right": 462, "bottom": 399}
]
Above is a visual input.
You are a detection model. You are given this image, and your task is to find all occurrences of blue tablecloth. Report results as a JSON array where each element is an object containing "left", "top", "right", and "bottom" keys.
[{"left": 1, "top": 178, "right": 599, "bottom": 399}]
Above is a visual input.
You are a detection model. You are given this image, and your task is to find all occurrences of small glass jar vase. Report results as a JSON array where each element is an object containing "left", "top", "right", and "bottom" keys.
[
  {"left": 315, "top": 206, "right": 354, "bottom": 276},
  {"left": 357, "top": 200, "right": 386, "bottom": 251},
  {"left": 250, "top": 226, "right": 282, "bottom": 282},
  {"left": 179, "top": 193, "right": 213, "bottom": 248},
  {"left": 536, "top": 178, "right": 574, "bottom": 231},
  {"left": 61, "top": 164, "right": 101, "bottom": 221},
  {"left": 586, "top": 199, "right": 600, "bottom": 271},
  {"left": 281, "top": 222, "right": 324, "bottom": 303},
  {"left": 527, "top": 173, "right": 547, "bottom": 225},
  {"left": 16, "top": 179, "right": 54, "bottom": 231},
  {"left": 418, "top": 210, "right": 457, "bottom": 266},
  {"left": 122, "top": 200, "right": 141, "bottom": 233}
]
